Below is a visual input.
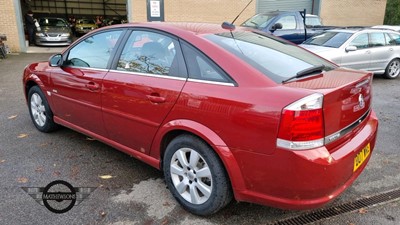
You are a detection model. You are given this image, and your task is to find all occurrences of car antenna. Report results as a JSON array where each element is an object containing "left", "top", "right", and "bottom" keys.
[{"left": 221, "top": 0, "right": 254, "bottom": 30}]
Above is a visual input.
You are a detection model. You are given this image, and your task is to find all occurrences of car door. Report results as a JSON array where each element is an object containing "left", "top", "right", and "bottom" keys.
[
  {"left": 50, "top": 30, "right": 124, "bottom": 137},
  {"left": 101, "top": 30, "right": 187, "bottom": 154},
  {"left": 270, "top": 15, "right": 302, "bottom": 44},
  {"left": 368, "top": 32, "right": 394, "bottom": 71},
  {"left": 341, "top": 33, "right": 371, "bottom": 70}
]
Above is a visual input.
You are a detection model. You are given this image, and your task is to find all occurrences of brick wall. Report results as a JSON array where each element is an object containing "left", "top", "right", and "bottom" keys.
[
  {"left": 0, "top": 0, "right": 21, "bottom": 52},
  {"left": 320, "top": 0, "right": 387, "bottom": 26},
  {"left": 132, "top": 0, "right": 256, "bottom": 25}
]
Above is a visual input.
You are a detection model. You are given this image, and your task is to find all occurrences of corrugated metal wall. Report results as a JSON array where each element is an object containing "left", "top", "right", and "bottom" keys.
[
  {"left": 27, "top": 0, "right": 127, "bottom": 18},
  {"left": 256, "top": 0, "right": 313, "bottom": 14}
]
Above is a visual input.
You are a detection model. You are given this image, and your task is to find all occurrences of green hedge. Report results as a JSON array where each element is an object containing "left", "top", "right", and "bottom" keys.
[{"left": 384, "top": 0, "right": 400, "bottom": 25}]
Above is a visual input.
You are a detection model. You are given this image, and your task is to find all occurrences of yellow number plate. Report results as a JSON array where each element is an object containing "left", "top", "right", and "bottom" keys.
[{"left": 354, "top": 143, "right": 371, "bottom": 172}]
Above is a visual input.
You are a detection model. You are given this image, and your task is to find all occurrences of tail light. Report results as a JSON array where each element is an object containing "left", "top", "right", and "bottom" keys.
[{"left": 277, "top": 93, "right": 324, "bottom": 150}]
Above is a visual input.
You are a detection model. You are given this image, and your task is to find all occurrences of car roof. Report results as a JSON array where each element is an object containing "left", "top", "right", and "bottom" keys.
[
  {"left": 102, "top": 22, "right": 248, "bottom": 36},
  {"left": 325, "top": 27, "right": 399, "bottom": 34},
  {"left": 372, "top": 25, "right": 400, "bottom": 32},
  {"left": 255, "top": 11, "right": 318, "bottom": 17}
]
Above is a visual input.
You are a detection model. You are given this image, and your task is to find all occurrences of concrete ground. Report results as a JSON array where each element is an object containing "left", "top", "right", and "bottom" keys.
[{"left": 0, "top": 52, "right": 399, "bottom": 225}]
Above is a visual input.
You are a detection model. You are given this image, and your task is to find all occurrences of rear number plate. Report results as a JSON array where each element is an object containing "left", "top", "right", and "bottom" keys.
[
  {"left": 354, "top": 143, "right": 370, "bottom": 172},
  {"left": 48, "top": 37, "right": 60, "bottom": 41}
]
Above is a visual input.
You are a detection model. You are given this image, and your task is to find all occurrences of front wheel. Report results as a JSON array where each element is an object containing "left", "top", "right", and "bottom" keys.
[
  {"left": 28, "top": 86, "right": 58, "bottom": 132},
  {"left": 384, "top": 58, "right": 400, "bottom": 79},
  {"left": 163, "top": 134, "right": 232, "bottom": 216}
]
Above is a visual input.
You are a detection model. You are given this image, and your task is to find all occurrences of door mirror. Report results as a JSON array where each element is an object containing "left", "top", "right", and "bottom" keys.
[
  {"left": 49, "top": 54, "right": 63, "bottom": 67},
  {"left": 345, "top": 46, "right": 357, "bottom": 52},
  {"left": 270, "top": 23, "right": 283, "bottom": 32}
]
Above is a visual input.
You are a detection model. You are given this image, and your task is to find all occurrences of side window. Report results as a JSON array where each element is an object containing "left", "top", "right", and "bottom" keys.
[
  {"left": 384, "top": 33, "right": 393, "bottom": 45},
  {"left": 181, "top": 42, "right": 232, "bottom": 83},
  {"left": 369, "top": 32, "right": 386, "bottom": 47},
  {"left": 349, "top": 33, "right": 369, "bottom": 49},
  {"left": 276, "top": 16, "right": 297, "bottom": 30},
  {"left": 117, "top": 30, "right": 184, "bottom": 77},
  {"left": 388, "top": 33, "right": 400, "bottom": 45},
  {"left": 66, "top": 30, "right": 122, "bottom": 69}
]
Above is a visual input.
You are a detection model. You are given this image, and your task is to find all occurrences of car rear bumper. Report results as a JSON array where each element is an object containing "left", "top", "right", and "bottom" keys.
[{"left": 232, "top": 110, "right": 378, "bottom": 209}]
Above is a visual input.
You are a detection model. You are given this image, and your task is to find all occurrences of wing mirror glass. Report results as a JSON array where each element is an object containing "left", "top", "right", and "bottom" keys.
[{"left": 49, "top": 54, "right": 63, "bottom": 67}]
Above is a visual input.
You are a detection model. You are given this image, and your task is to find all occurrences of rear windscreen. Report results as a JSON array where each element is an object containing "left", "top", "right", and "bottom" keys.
[{"left": 205, "top": 31, "right": 336, "bottom": 83}]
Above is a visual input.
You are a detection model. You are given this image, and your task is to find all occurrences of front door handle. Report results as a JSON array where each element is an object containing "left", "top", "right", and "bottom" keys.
[
  {"left": 147, "top": 93, "right": 166, "bottom": 103},
  {"left": 85, "top": 82, "right": 99, "bottom": 91}
]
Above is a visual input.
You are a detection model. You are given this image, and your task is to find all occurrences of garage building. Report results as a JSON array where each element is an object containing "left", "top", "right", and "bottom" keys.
[{"left": 0, "top": 0, "right": 387, "bottom": 53}]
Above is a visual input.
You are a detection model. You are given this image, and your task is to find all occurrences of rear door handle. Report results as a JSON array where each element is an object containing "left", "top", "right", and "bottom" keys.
[
  {"left": 85, "top": 82, "right": 100, "bottom": 91},
  {"left": 147, "top": 93, "right": 166, "bottom": 103}
]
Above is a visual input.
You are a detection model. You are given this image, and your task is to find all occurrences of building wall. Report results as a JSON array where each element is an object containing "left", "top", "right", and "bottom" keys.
[
  {"left": 320, "top": 0, "right": 387, "bottom": 26},
  {"left": 132, "top": 0, "right": 256, "bottom": 25},
  {"left": 0, "top": 0, "right": 21, "bottom": 52}
]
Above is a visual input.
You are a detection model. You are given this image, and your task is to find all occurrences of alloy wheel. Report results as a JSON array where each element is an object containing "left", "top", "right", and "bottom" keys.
[
  {"left": 388, "top": 60, "right": 400, "bottom": 78},
  {"left": 30, "top": 92, "right": 47, "bottom": 127},
  {"left": 170, "top": 147, "right": 212, "bottom": 205}
]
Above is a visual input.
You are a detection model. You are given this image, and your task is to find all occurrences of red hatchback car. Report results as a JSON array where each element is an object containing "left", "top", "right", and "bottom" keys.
[{"left": 23, "top": 22, "right": 378, "bottom": 215}]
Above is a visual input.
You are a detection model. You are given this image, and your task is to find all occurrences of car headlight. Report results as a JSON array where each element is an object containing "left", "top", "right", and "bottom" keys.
[
  {"left": 91, "top": 27, "right": 95, "bottom": 30},
  {"left": 35, "top": 33, "right": 45, "bottom": 37},
  {"left": 80, "top": 27, "right": 83, "bottom": 30},
  {"left": 61, "top": 33, "right": 70, "bottom": 37}
]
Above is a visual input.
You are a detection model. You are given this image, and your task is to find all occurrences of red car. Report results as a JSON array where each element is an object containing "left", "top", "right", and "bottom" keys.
[{"left": 23, "top": 22, "right": 378, "bottom": 215}]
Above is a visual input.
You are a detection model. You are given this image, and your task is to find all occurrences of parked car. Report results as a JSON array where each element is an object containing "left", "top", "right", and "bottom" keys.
[
  {"left": 300, "top": 28, "right": 400, "bottom": 79},
  {"left": 107, "top": 17, "right": 123, "bottom": 25},
  {"left": 241, "top": 11, "right": 332, "bottom": 44},
  {"left": 75, "top": 19, "right": 97, "bottom": 36},
  {"left": 35, "top": 17, "right": 72, "bottom": 46},
  {"left": 23, "top": 22, "right": 378, "bottom": 215}
]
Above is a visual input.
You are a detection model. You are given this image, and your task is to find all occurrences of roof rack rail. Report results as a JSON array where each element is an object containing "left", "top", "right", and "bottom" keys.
[{"left": 340, "top": 26, "right": 369, "bottom": 29}]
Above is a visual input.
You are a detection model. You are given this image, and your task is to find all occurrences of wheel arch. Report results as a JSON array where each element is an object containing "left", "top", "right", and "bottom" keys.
[
  {"left": 24, "top": 73, "right": 56, "bottom": 111},
  {"left": 24, "top": 72, "right": 46, "bottom": 101},
  {"left": 151, "top": 119, "right": 247, "bottom": 193},
  {"left": 24, "top": 80, "right": 39, "bottom": 101}
]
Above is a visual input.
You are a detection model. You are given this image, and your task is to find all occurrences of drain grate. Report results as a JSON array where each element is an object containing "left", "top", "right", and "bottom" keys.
[{"left": 269, "top": 188, "right": 400, "bottom": 225}]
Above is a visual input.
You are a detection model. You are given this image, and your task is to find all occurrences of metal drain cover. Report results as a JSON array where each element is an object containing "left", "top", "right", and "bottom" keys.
[{"left": 270, "top": 188, "right": 400, "bottom": 225}]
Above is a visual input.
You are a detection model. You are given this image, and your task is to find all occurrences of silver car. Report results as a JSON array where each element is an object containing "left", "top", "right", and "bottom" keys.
[
  {"left": 300, "top": 28, "right": 400, "bottom": 79},
  {"left": 35, "top": 17, "right": 72, "bottom": 46}
]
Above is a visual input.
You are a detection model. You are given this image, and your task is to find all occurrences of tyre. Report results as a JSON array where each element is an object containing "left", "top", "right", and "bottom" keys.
[
  {"left": 163, "top": 134, "right": 232, "bottom": 216},
  {"left": 28, "top": 86, "right": 58, "bottom": 132},
  {"left": 384, "top": 58, "right": 400, "bottom": 79}
]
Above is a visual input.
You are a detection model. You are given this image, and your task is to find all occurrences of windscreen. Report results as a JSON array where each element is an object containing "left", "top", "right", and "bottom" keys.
[
  {"left": 79, "top": 19, "right": 96, "bottom": 24},
  {"left": 39, "top": 18, "right": 67, "bottom": 27},
  {"left": 241, "top": 13, "right": 277, "bottom": 29},
  {"left": 205, "top": 31, "right": 336, "bottom": 83},
  {"left": 303, "top": 31, "right": 353, "bottom": 48}
]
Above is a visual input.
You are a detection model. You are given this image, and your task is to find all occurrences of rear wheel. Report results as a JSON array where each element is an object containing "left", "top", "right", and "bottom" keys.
[
  {"left": 28, "top": 86, "right": 58, "bottom": 132},
  {"left": 163, "top": 134, "right": 232, "bottom": 216},
  {"left": 384, "top": 58, "right": 400, "bottom": 79}
]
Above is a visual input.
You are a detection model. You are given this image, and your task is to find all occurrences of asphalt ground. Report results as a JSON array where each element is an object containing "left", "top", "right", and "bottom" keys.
[{"left": 0, "top": 53, "right": 399, "bottom": 225}]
